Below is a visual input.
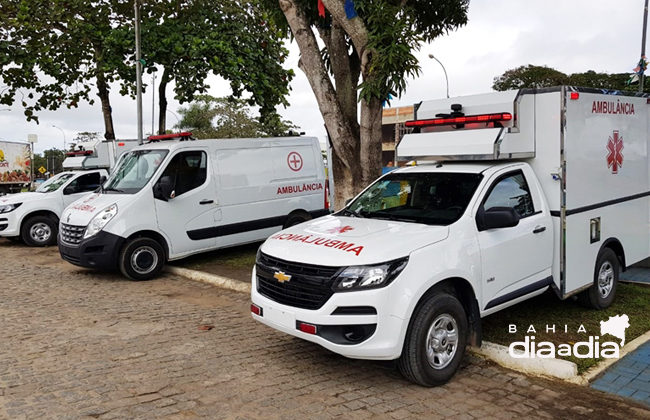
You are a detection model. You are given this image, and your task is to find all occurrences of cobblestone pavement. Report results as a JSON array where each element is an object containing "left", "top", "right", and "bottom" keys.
[{"left": 2, "top": 241, "right": 650, "bottom": 420}]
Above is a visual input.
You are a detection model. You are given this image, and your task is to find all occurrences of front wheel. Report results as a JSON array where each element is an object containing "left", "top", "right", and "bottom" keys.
[
  {"left": 118, "top": 237, "right": 165, "bottom": 281},
  {"left": 21, "top": 215, "right": 58, "bottom": 247},
  {"left": 578, "top": 248, "right": 619, "bottom": 310},
  {"left": 398, "top": 293, "right": 468, "bottom": 387}
]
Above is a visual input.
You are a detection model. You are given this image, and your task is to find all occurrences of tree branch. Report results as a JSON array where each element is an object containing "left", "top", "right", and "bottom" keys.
[{"left": 320, "top": 0, "right": 369, "bottom": 74}]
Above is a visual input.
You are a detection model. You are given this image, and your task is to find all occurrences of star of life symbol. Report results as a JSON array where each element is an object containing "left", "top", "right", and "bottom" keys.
[
  {"left": 606, "top": 130, "right": 624, "bottom": 174},
  {"left": 327, "top": 225, "right": 355, "bottom": 234}
]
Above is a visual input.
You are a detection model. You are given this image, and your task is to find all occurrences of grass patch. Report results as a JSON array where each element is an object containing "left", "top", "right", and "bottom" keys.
[
  {"left": 179, "top": 242, "right": 260, "bottom": 270},
  {"left": 482, "top": 282, "right": 650, "bottom": 373}
]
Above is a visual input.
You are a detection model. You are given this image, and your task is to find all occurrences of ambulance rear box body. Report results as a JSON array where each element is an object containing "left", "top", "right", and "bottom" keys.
[
  {"left": 58, "top": 136, "right": 329, "bottom": 280},
  {"left": 251, "top": 87, "right": 650, "bottom": 386}
]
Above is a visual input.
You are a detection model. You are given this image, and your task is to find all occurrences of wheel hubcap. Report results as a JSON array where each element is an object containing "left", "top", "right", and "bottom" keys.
[
  {"left": 131, "top": 246, "right": 158, "bottom": 275},
  {"left": 598, "top": 261, "right": 615, "bottom": 298},
  {"left": 426, "top": 314, "right": 459, "bottom": 370},
  {"left": 30, "top": 222, "right": 51, "bottom": 243}
]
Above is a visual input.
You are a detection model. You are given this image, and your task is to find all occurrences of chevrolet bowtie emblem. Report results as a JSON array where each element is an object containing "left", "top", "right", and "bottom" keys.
[{"left": 274, "top": 271, "right": 291, "bottom": 283}]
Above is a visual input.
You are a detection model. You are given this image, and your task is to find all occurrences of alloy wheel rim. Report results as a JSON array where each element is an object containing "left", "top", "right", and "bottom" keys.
[
  {"left": 426, "top": 313, "right": 459, "bottom": 370},
  {"left": 598, "top": 261, "right": 614, "bottom": 298},
  {"left": 30, "top": 222, "right": 51, "bottom": 243}
]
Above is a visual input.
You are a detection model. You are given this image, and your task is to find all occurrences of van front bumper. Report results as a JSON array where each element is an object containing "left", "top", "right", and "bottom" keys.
[
  {"left": 250, "top": 267, "right": 407, "bottom": 360},
  {"left": 58, "top": 231, "right": 124, "bottom": 271}
]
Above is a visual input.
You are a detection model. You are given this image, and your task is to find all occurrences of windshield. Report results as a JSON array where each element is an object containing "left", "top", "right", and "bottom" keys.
[
  {"left": 344, "top": 171, "right": 483, "bottom": 226},
  {"left": 103, "top": 150, "right": 168, "bottom": 194},
  {"left": 36, "top": 173, "right": 75, "bottom": 193}
]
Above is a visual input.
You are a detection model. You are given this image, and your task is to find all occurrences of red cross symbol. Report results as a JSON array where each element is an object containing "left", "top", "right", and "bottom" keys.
[
  {"left": 287, "top": 152, "right": 303, "bottom": 172},
  {"left": 327, "top": 225, "right": 355, "bottom": 234},
  {"left": 606, "top": 130, "right": 624, "bottom": 174}
]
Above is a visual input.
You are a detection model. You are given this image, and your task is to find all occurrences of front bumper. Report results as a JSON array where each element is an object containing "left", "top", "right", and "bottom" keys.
[
  {"left": 0, "top": 212, "right": 20, "bottom": 237},
  {"left": 250, "top": 266, "right": 407, "bottom": 360},
  {"left": 58, "top": 231, "right": 125, "bottom": 271}
]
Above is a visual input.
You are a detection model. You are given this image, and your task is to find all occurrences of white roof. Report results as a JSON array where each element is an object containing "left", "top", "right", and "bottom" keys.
[{"left": 131, "top": 136, "right": 318, "bottom": 152}]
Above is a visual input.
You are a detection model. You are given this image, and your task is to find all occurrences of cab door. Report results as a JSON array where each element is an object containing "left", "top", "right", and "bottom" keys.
[
  {"left": 476, "top": 167, "right": 553, "bottom": 312},
  {"left": 153, "top": 148, "right": 218, "bottom": 256}
]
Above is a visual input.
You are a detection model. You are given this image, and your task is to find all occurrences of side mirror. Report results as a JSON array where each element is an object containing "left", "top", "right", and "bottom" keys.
[
  {"left": 63, "top": 185, "right": 77, "bottom": 195},
  {"left": 99, "top": 175, "right": 107, "bottom": 185},
  {"left": 476, "top": 206, "right": 520, "bottom": 232},
  {"left": 154, "top": 176, "right": 175, "bottom": 201}
]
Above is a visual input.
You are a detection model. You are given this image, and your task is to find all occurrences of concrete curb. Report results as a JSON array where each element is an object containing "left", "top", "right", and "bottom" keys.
[
  {"left": 469, "top": 342, "right": 579, "bottom": 381},
  {"left": 165, "top": 266, "right": 252, "bottom": 294}
]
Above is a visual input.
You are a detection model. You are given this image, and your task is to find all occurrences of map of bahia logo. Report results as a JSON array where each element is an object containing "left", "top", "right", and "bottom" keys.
[{"left": 508, "top": 315, "right": 630, "bottom": 359}]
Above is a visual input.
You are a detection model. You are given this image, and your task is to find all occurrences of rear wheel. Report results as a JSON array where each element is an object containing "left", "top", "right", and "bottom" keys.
[
  {"left": 283, "top": 214, "right": 311, "bottom": 229},
  {"left": 21, "top": 215, "right": 58, "bottom": 247},
  {"left": 578, "top": 248, "right": 619, "bottom": 310},
  {"left": 398, "top": 293, "right": 468, "bottom": 387},
  {"left": 118, "top": 237, "right": 165, "bottom": 281}
]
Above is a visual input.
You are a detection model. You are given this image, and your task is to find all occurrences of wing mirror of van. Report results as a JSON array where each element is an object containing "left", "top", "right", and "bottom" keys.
[
  {"left": 476, "top": 206, "right": 520, "bottom": 231},
  {"left": 154, "top": 176, "right": 175, "bottom": 201},
  {"left": 99, "top": 175, "right": 107, "bottom": 185}
]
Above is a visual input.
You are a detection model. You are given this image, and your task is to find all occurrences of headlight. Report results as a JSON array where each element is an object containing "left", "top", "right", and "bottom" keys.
[
  {"left": 0, "top": 203, "right": 21, "bottom": 214},
  {"left": 332, "top": 257, "right": 409, "bottom": 292},
  {"left": 83, "top": 204, "right": 118, "bottom": 239}
]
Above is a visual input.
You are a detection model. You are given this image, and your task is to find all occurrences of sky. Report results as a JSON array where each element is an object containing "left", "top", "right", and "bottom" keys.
[{"left": 0, "top": 0, "right": 646, "bottom": 154}]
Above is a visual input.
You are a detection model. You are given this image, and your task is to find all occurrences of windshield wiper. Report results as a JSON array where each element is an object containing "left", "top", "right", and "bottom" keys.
[
  {"left": 103, "top": 187, "right": 125, "bottom": 194},
  {"left": 338, "top": 208, "right": 363, "bottom": 218},
  {"left": 365, "top": 212, "right": 417, "bottom": 223}
]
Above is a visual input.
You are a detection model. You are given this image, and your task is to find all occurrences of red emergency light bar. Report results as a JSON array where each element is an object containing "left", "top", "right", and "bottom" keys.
[
  {"left": 405, "top": 112, "right": 512, "bottom": 128},
  {"left": 147, "top": 132, "right": 193, "bottom": 141},
  {"left": 65, "top": 150, "right": 94, "bottom": 157}
]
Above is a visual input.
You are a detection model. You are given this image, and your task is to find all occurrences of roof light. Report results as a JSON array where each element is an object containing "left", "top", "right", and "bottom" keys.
[
  {"left": 118, "top": 142, "right": 125, "bottom": 146},
  {"left": 147, "top": 132, "right": 193, "bottom": 141},
  {"left": 405, "top": 113, "right": 512, "bottom": 128},
  {"left": 570, "top": 92, "right": 579, "bottom": 100}
]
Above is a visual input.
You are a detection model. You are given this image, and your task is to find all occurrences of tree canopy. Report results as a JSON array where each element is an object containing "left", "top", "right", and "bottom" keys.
[
  {"left": 175, "top": 95, "right": 297, "bottom": 139},
  {"left": 492, "top": 64, "right": 649, "bottom": 93},
  {"left": 263, "top": 0, "right": 469, "bottom": 206}
]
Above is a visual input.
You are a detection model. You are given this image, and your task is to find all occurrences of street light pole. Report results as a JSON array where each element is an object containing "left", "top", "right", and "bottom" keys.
[
  {"left": 167, "top": 109, "right": 180, "bottom": 128},
  {"left": 428, "top": 54, "right": 450, "bottom": 99},
  {"left": 135, "top": 0, "right": 143, "bottom": 145},
  {"left": 52, "top": 125, "right": 66, "bottom": 151}
]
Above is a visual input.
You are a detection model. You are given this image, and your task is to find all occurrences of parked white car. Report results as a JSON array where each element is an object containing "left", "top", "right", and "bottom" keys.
[{"left": 0, "top": 169, "right": 108, "bottom": 246}]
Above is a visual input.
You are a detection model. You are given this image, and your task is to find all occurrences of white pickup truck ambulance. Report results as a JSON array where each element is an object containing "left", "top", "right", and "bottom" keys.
[
  {"left": 251, "top": 87, "right": 650, "bottom": 386},
  {"left": 0, "top": 139, "right": 137, "bottom": 247},
  {"left": 58, "top": 135, "right": 329, "bottom": 281}
]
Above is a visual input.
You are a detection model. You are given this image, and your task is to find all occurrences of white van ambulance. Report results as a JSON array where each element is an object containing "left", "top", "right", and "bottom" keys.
[
  {"left": 58, "top": 135, "right": 329, "bottom": 280},
  {"left": 0, "top": 169, "right": 108, "bottom": 246},
  {"left": 251, "top": 87, "right": 650, "bottom": 386}
]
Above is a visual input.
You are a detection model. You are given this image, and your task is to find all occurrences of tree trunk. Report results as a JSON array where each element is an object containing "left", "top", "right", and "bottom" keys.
[
  {"left": 96, "top": 72, "right": 115, "bottom": 140},
  {"left": 158, "top": 67, "right": 171, "bottom": 135},
  {"left": 359, "top": 97, "right": 383, "bottom": 186}
]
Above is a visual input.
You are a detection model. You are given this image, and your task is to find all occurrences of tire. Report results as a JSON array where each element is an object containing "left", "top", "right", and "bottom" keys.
[
  {"left": 283, "top": 214, "right": 310, "bottom": 229},
  {"left": 21, "top": 215, "right": 58, "bottom": 247},
  {"left": 398, "top": 293, "right": 468, "bottom": 387},
  {"left": 577, "top": 248, "right": 619, "bottom": 310},
  {"left": 118, "top": 237, "right": 165, "bottom": 281}
]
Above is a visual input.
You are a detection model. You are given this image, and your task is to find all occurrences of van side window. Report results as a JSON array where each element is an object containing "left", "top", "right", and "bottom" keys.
[
  {"left": 160, "top": 151, "right": 208, "bottom": 197},
  {"left": 483, "top": 172, "right": 535, "bottom": 217}
]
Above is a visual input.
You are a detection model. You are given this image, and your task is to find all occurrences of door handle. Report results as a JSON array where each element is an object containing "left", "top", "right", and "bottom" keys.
[
  {"left": 533, "top": 226, "right": 546, "bottom": 234},
  {"left": 199, "top": 199, "right": 214, "bottom": 205}
]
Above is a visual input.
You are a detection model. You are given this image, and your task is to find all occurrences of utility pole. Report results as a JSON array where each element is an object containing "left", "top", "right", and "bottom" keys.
[
  {"left": 135, "top": 0, "right": 143, "bottom": 144},
  {"left": 641, "top": 0, "right": 649, "bottom": 92},
  {"left": 151, "top": 72, "right": 156, "bottom": 136}
]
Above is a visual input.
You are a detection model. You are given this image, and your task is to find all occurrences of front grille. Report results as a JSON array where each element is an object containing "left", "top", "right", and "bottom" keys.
[
  {"left": 60, "top": 223, "right": 85, "bottom": 245},
  {"left": 256, "top": 252, "right": 341, "bottom": 310}
]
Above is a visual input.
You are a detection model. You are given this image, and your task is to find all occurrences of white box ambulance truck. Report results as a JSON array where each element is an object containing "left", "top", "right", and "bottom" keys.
[
  {"left": 58, "top": 135, "right": 330, "bottom": 281},
  {"left": 251, "top": 87, "right": 650, "bottom": 386}
]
